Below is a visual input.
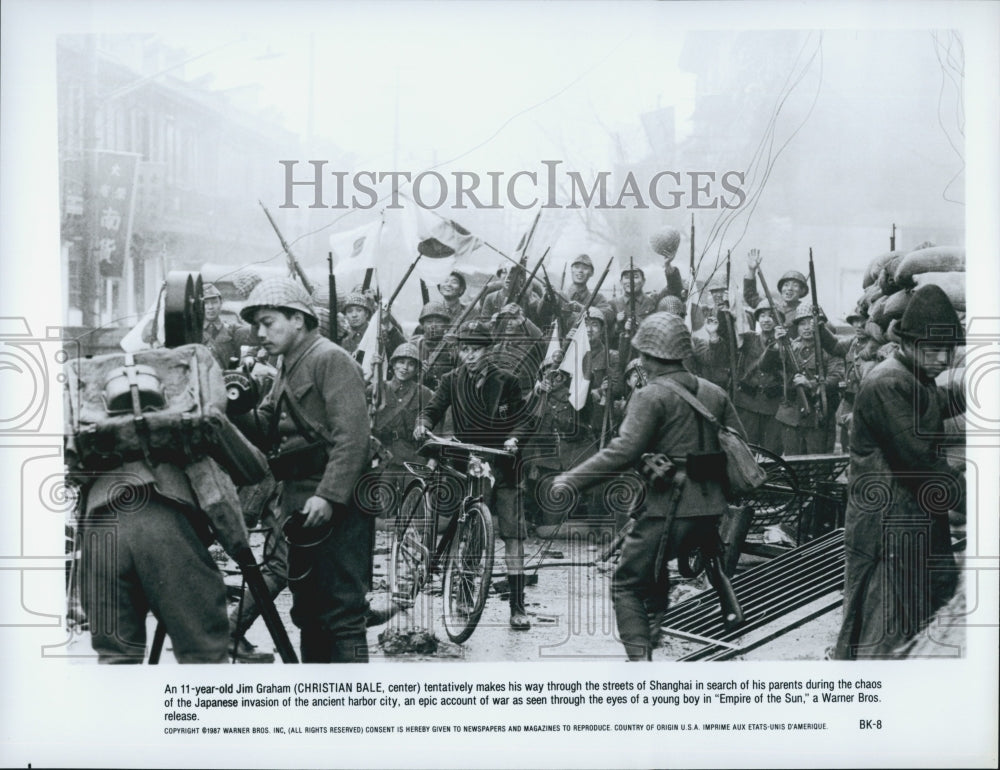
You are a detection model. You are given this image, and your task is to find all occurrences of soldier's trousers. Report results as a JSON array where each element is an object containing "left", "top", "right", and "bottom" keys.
[
  {"left": 613, "top": 512, "right": 718, "bottom": 661},
  {"left": 80, "top": 496, "right": 229, "bottom": 663},
  {"left": 281, "top": 480, "right": 374, "bottom": 661}
]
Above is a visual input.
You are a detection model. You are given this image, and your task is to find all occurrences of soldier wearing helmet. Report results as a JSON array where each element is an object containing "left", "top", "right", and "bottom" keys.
[
  {"left": 772, "top": 304, "right": 845, "bottom": 455},
  {"left": 339, "top": 292, "right": 374, "bottom": 354},
  {"left": 743, "top": 249, "right": 808, "bottom": 337},
  {"left": 559, "top": 254, "right": 613, "bottom": 329},
  {"left": 372, "top": 342, "right": 434, "bottom": 516},
  {"left": 202, "top": 282, "right": 252, "bottom": 368},
  {"left": 835, "top": 283, "right": 965, "bottom": 660},
  {"left": 649, "top": 225, "right": 686, "bottom": 303},
  {"left": 611, "top": 266, "right": 660, "bottom": 355},
  {"left": 240, "top": 277, "right": 374, "bottom": 663},
  {"left": 554, "top": 312, "right": 746, "bottom": 661},
  {"left": 480, "top": 264, "right": 542, "bottom": 323},
  {"left": 415, "top": 320, "right": 535, "bottom": 631},
  {"left": 725, "top": 300, "right": 785, "bottom": 455},
  {"left": 411, "top": 302, "right": 458, "bottom": 391},
  {"left": 580, "top": 306, "right": 624, "bottom": 408},
  {"left": 491, "top": 302, "right": 546, "bottom": 395}
]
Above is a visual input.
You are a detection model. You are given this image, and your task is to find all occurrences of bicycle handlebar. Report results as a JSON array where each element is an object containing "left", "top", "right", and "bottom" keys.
[{"left": 416, "top": 432, "right": 515, "bottom": 462}]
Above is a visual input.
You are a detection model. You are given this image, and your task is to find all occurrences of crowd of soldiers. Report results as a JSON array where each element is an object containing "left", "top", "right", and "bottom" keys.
[{"left": 74, "top": 219, "right": 962, "bottom": 665}]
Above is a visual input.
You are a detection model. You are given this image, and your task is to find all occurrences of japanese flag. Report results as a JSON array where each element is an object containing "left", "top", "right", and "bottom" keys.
[{"left": 559, "top": 315, "right": 591, "bottom": 411}]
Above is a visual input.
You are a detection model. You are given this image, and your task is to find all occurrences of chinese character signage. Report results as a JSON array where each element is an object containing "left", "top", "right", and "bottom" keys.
[{"left": 93, "top": 151, "right": 139, "bottom": 278}]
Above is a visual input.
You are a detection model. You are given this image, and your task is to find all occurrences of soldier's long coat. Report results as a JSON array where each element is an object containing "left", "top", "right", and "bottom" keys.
[{"left": 834, "top": 352, "right": 965, "bottom": 659}]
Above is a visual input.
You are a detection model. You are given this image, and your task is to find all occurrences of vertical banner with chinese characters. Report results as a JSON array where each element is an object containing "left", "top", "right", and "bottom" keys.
[{"left": 93, "top": 150, "right": 139, "bottom": 278}]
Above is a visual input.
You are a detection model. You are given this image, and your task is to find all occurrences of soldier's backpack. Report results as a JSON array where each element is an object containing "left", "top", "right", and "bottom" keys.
[{"left": 65, "top": 343, "right": 268, "bottom": 485}]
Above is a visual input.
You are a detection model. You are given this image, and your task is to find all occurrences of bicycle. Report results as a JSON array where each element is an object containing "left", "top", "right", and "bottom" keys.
[{"left": 388, "top": 433, "right": 514, "bottom": 643}]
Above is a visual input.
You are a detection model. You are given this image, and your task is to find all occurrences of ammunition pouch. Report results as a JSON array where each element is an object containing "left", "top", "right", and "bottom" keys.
[
  {"left": 267, "top": 442, "right": 329, "bottom": 482},
  {"left": 685, "top": 451, "right": 727, "bottom": 484}
]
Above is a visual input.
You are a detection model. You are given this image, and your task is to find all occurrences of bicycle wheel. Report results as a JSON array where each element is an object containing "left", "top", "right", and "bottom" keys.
[
  {"left": 389, "top": 482, "right": 433, "bottom": 605},
  {"left": 441, "top": 502, "right": 495, "bottom": 644}
]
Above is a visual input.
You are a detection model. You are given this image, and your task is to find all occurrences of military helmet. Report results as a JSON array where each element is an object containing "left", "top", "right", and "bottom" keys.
[
  {"left": 845, "top": 305, "right": 866, "bottom": 324},
  {"left": 344, "top": 292, "right": 374, "bottom": 313},
  {"left": 705, "top": 274, "right": 728, "bottom": 293},
  {"left": 571, "top": 253, "right": 595, "bottom": 272},
  {"left": 896, "top": 283, "right": 964, "bottom": 344},
  {"left": 791, "top": 304, "right": 824, "bottom": 325},
  {"left": 624, "top": 357, "right": 645, "bottom": 377},
  {"left": 752, "top": 300, "right": 774, "bottom": 319},
  {"left": 585, "top": 307, "right": 606, "bottom": 324},
  {"left": 456, "top": 320, "right": 493, "bottom": 347},
  {"left": 389, "top": 342, "right": 421, "bottom": 365},
  {"left": 777, "top": 270, "right": 809, "bottom": 298},
  {"left": 202, "top": 282, "right": 223, "bottom": 301},
  {"left": 632, "top": 311, "right": 692, "bottom": 361},
  {"left": 419, "top": 301, "right": 451, "bottom": 322},
  {"left": 240, "top": 277, "right": 317, "bottom": 324},
  {"left": 649, "top": 226, "right": 681, "bottom": 258},
  {"left": 657, "top": 294, "right": 687, "bottom": 318}
]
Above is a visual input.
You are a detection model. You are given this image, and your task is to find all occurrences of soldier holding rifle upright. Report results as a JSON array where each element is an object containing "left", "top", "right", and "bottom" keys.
[
  {"left": 554, "top": 313, "right": 746, "bottom": 661},
  {"left": 240, "top": 277, "right": 374, "bottom": 663},
  {"left": 743, "top": 249, "right": 808, "bottom": 337}
]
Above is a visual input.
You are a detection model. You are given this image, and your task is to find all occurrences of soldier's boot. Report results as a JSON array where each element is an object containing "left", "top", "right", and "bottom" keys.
[
  {"left": 231, "top": 635, "right": 275, "bottom": 664},
  {"left": 330, "top": 634, "right": 370, "bottom": 664},
  {"left": 508, "top": 573, "right": 531, "bottom": 631}
]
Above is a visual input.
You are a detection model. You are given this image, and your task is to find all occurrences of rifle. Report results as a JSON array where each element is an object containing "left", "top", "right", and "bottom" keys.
[
  {"left": 688, "top": 213, "right": 695, "bottom": 306},
  {"left": 890, "top": 223, "right": 896, "bottom": 251},
  {"left": 808, "top": 248, "right": 828, "bottom": 419},
  {"left": 385, "top": 252, "right": 423, "bottom": 313},
  {"left": 259, "top": 201, "right": 313, "bottom": 295},
  {"left": 724, "top": 250, "right": 738, "bottom": 401},
  {"left": 419, "top": 279, "right": 430, "bottom": 306},
  {"left": 327, "top": 252, "right": 338, "bottom": 343},
  {"left": 756, "top": 267, "right": 811, "bottom": 415},
  {"left": 618, "top": 256, "right": 638, "bottom": 374},
  {"left": 538, "top": 263, "right": 565, "bottom": 330},
  {"left": 514, "top": 248, "right": 549, "bottom": 308},
  {"left": 423, "top": 278, "right": 494, "bottom": 376}
]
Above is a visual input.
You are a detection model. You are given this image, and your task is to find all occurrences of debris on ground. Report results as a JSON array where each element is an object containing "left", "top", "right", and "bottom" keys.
[{"left": 378, "top": 628, "right": 439, "bottom": 655}]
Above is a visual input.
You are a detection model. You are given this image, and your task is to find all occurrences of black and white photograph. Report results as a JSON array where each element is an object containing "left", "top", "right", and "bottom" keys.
[{"left": 1, "top": 0, "right": 997, "bottom": 767}]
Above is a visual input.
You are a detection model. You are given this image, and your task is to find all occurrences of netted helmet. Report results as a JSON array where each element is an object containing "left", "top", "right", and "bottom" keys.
[
  {"left": 632, "top": 312, "right": 692, "bottom": 360},
  {"left": 344, "top": 292, "right": 374, "bottom": 313},
  {"left": 240, "top": 277, "right": 317, "bottom": 324},
  {"left": 657, "top": 295, "right": 686, "bottom": 317},
  {"left": 390, "top": 342, "right": 421, "bottom": 365},
  {"left": 419, "top": 301, "right": 451, "bottom": 322},
  {"left": 624, "top": 357, "right": 645, "bottom": 377},
  {"left": 649, "top": 226, "right": 681, "bottom": 258}
]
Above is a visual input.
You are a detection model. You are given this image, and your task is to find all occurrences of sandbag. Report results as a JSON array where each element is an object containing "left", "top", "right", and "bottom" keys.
[
  {"left": 894, "top": 246, "right": 965, "bottom": 288},
  {"left": 868, "top": 295, "right": 889, "bottom": 329},
  {"left": 881, "top": 289, "right": 911, "bottom": 323},
  {"left": 863, "top": 250, "right": 905, "bottom": 289},
  {"left": 858, "top": 283, "right": 883, "bottom": 316},
  {"left": 911, "top": 271, "right": 966, "bottom": 311},
  {"left": 877, "top": 257, "right": 906, "bottom": 296}
]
